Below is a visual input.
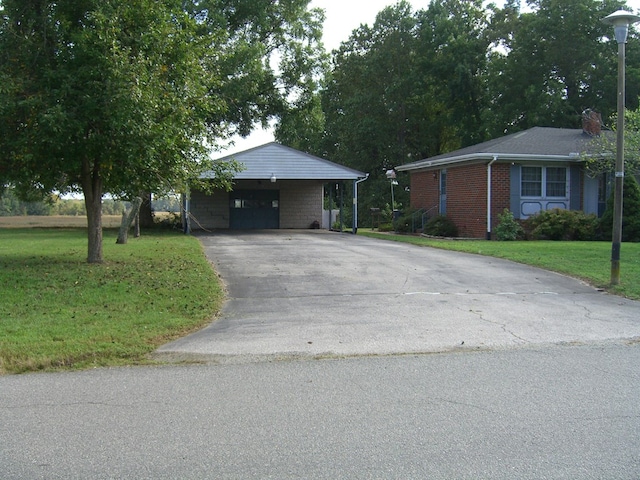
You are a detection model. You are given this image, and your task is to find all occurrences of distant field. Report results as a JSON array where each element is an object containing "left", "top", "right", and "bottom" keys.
[
  {"left": 0, "top": 215, "right": 122, "bottom": 228},
  {"left": 0, "top": 213, "right": 175, "bottom": 229}
]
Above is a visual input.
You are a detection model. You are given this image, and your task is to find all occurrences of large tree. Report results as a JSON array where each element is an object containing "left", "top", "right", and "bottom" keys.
[
  {"left": 0, "top": 0, "right": 324, "bottom": 262},
  {"left": 306, "top": 0, "right": 491, "bottom": 217},
  {"left": 485, "top": 0, "right": 640, "bottom": 136}
]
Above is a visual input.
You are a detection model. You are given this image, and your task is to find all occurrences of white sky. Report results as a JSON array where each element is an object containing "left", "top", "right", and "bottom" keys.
[{"left": 225, "top": 0, "right": 640, "bottom": 154}]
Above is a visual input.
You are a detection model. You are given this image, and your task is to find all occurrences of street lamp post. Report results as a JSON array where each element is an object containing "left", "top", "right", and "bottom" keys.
[{"left": 602, "top": 10, "right": 640, "bottom": 286}]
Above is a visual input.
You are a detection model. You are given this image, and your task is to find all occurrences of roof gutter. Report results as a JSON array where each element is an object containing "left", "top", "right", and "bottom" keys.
[{"left": 396, "top": 153, "right": 579, "bottom": 172}]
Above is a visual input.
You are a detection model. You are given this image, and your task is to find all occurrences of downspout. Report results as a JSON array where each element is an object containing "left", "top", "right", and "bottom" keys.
[
  {"left": 487, "top": 156, "right": 498, "bottom": 240},
  {"left": 353, "top": 174, "right": 370, "bottom": 234}
]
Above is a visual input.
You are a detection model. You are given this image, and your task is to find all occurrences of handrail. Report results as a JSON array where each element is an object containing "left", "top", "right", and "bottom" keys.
[{"left": 411, "top": 205, "right": 439, "bottom": 233}]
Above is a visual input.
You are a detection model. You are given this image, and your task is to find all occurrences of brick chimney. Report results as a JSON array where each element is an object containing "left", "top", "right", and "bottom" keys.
[{"left": 582, "top": 109, "right": 603, "bottom": 136}]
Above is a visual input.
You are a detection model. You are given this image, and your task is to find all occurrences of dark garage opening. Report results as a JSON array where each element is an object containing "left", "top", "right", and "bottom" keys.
[{"left": 229, "top": 190, "right": 280, "bottom": 229}]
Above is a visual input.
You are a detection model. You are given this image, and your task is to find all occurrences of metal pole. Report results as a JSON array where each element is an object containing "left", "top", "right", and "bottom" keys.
[
  {"left": 390, "top": 180, "right": 395, "bottom": 210},
  {"left": 611, "top": 40, "right": 626, "bottom": 285}
]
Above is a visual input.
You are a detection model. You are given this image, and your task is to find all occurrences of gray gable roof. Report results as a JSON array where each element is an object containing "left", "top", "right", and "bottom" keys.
[
  {"left": 204, "top": 142, "right": 365, "bottom": 181},
  {"left": 397, "top": 127, "right": 600, "bottom": 172}
]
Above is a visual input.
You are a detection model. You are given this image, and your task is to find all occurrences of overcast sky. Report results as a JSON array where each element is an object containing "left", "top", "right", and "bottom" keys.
[{"left": 225, "top": 0, "right": 640, "bottom": 154}]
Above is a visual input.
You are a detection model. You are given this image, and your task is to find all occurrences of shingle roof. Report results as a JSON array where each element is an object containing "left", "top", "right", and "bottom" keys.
[
  {"left": 397, "top": 127, "right": 601, "bottom": 172},
  {"left": 203, "top": 142, "right": 366, "bottom": 181}
]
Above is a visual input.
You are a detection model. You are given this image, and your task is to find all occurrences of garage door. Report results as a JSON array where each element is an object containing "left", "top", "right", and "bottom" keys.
[{"left": 229, "top": 190, "right": 280, "bottom": 229}]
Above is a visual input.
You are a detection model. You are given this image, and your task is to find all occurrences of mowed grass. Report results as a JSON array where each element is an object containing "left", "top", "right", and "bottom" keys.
[
  {"left": 359, "top": 231, "right": 640, "bottom": 300},
  {"left": 0, "top": 228, "right": 223, "bottom": 374}
]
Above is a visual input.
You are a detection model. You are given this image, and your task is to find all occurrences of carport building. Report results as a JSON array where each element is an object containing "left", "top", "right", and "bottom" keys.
[{"left": 185, "top": 142, "right": 366, "bottom": 231}]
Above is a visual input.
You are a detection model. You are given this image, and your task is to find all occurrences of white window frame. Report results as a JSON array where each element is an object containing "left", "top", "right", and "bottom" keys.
[{"left": 521, "top": 166, "right": 568, "bottom": 199}]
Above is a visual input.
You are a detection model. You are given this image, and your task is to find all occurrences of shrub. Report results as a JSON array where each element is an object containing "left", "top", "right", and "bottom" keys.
[
  {"left": 600, "top": 175, "right": 640, "bottom": 242},
  {"left": 393, "top": 208, "right": 422, "bottom": 233},
  {"left": 495, "top": 209, "right": 524, "bottom": 241},
  {"left": 524, "top": 208, "right": 598, "bottom": 241},
  {"left": 156, "top": 212, "right": 182, "bottom": 229},
  {"left": 424, "top": 215, "right": 458, "bottom": 237}
]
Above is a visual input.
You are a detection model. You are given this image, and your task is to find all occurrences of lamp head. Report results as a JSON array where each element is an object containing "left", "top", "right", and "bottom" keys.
[{"left": 602, "top": 10, "right": 640, "bottom": 44}]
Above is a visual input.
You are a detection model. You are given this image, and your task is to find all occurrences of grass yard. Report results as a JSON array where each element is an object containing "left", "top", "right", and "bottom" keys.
[
  {"left": 360, "top": 231, "right": 640, "bottom": 300},
  {"left": 0, "top": 228, "right": 223, "bottom": 374}
]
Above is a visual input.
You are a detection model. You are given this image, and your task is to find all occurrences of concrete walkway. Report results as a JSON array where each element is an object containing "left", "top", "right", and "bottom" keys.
[{"left": 155, "top": 231, "right": 640, "bottom": 363}]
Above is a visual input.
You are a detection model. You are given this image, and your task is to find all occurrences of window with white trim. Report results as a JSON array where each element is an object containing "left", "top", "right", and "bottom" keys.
[{"left": 521, "top": 166, "right": 567, "bottom": 198}]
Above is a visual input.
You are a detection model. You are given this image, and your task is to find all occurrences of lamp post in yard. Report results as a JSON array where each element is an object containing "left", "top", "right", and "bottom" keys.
[{"left": 602, "top": 10, "right": 640, "bottom": 285}]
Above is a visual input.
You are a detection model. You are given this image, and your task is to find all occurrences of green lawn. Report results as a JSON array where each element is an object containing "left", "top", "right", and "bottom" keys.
[
  {"left": 0, "top": 229, "right": 224, "bottom": 374},
  {"left": 359, "top": 231, "right": 640, "bottom": 300}
]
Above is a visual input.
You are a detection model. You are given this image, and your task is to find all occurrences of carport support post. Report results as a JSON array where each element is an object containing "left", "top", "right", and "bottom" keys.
[
  {"left": 328, "top": 182, "right": 333, "bottom": 229},
  {"left": 182, "top": 189, "right": 191, "bottom": 234},
  {"left": 353, "top": 180, "right": 357, "bottom": 234},
  {"left": 339, "top": 182, "right": 344, "bottom": 231}
]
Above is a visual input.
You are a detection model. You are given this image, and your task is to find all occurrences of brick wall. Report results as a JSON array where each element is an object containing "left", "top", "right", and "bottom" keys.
[
  {"left": 409, "top": 162, "right": 512, "bottom": 238},
  {"left": 490, "top": 163, "right": 512, "bottom": 235},
  {"left": 410, "top": 170, "right": 440, "bottom": 216},
  {"left": 447, "top": 164, "right": 487, "bottom": 238}
]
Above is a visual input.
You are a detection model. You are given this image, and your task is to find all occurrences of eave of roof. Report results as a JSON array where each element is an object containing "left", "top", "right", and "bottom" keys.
[
  {"left": 202, "top": 142, "right": 366, "bottom": 181},
  {"left": 396, "top": 152, "right": 580, "bottom": 172}
]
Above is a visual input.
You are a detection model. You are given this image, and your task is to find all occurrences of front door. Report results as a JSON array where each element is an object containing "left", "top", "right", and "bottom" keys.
[{"left": 229, "top": 190, "right": 280, "bottom": 229}]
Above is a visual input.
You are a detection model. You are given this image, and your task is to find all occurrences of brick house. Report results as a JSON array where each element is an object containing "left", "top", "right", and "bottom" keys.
[
  {"left": 396, "top": 125, "right": 605, "bottom": 239},
  {"left": 185, "top": 142, "right": 366, "bottom": 231}
]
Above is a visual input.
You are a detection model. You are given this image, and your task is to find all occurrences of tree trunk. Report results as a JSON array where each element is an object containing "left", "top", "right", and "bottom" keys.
[
  {"left": 81, "top": 158, "right": 104, "bottom": 264},
  {"left": 138, "top": 192, "right": 154, "bottom": 228},
  {"left": 134, "top": 211, "right": 141, "bottom": 238},
  {"left": 116, "top": 197, "right": 143, "bottom": 244}
]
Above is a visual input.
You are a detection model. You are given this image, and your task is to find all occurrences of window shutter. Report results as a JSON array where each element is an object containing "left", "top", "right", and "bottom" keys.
[
  {"left": 570, "top": 165, "right": 581, "bottom": 210},
  {"left": 510, "top": 165, "right": 521, "bottom": 218}
]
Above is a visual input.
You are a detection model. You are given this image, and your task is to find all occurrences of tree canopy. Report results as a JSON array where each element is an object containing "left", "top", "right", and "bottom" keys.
[
  {"left": 0, "top": 0, "right": 325, "bottom": 262},
  {"left": 275, "top": 0, "right": 640, "bottom": 221}
]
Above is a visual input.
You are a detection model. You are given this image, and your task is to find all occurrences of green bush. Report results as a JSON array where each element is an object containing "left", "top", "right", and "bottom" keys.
[
  {"left": 524, "top": 208, "right": 598, "bottom": 241},
  {"left": 600, "top": 175, "right": 640, "bottom": 242},
  {"left": 424, "top": 215, "right": 458, "bottom": 237},
  {"left": 495, "top": 209, "right": 524, "bottom": 241},
  {"left": 393, "top": 208, "right": 422, "bottom": 233}
]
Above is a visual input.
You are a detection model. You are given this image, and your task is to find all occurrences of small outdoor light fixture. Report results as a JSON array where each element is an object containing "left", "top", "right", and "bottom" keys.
[
  {"left": 601, "top": 9, "right": 640, "bottom": 285},
  {"left": 270, "top": 173, "right": 277, "bottom": 183}
]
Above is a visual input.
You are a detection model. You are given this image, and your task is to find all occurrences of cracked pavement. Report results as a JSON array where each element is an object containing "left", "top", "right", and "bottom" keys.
[{"left": 155, "top": 230, "right": 640, "bottom": 363}]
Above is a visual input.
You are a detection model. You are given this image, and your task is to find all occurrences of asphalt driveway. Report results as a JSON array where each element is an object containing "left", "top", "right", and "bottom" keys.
[{"left": 156, "top": 231, "right": 640, "bottom": 363}]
